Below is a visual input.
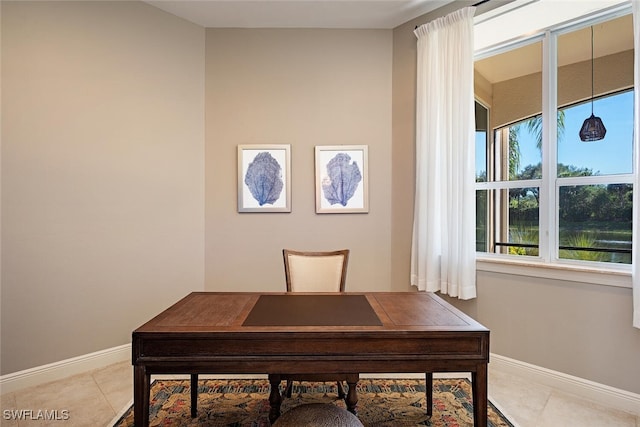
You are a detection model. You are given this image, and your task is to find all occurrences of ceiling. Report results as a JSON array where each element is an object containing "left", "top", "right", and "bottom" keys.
[
  {"left": 143, "top": 0, "right": 456, "bottom": 29},
  {"left": 142, "top": 0, "right": 632, "bottom": 85}
]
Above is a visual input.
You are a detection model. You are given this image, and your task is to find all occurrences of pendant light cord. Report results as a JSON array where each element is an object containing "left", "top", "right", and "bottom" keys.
[
  {"left": 590, "top": 26, "right": 594, "bottom": 115},
  {"left": 579, "top": 25, "right": 606, "bottom": 142}
]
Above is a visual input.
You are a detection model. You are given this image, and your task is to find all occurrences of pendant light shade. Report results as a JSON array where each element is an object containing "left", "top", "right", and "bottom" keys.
[
  {"left": 579, "top": 114, "right": 607, "bottom": 142},
  {"left": 579, "top": 26, "right": 606, "bottom": 142}
]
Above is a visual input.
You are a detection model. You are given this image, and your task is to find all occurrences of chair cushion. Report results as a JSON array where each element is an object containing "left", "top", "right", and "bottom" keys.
[
  {"left": 288, "top": 255, "right": 344, "bottom": 292},
  {"left": 273, "top": 403, "right": 363, "bottom": 427}
]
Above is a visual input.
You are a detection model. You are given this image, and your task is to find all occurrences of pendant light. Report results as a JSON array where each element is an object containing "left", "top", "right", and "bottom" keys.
[{"left": 579, "top": 26, "right": 606, "bottom": 142}]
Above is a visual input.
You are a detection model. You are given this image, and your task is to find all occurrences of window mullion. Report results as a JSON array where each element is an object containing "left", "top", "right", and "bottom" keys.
[
  {"left": 475, "top": 179, "right": 542, "bottom": 191},
  {"left": 557, "top": 174, "right": 635, "bottom": 187},
  {"left": 540, "top": 30, "right": 558, "bottom": 264}
]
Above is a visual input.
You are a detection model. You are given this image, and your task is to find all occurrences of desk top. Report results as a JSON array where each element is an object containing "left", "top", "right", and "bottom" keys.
[{"left": 134, "top": 292, "right": 487, "bottom": 334}]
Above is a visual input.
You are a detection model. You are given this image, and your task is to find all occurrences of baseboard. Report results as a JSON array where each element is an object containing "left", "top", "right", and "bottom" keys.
[
  {"left": 0, "top": 344, "right": 130, "bottom": 395},
  {"left": 490, "top": 353, "right": 640, "bottom": 416}
]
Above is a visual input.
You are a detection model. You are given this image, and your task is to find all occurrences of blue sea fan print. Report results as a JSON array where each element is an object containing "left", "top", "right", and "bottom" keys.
[
  {"left": 322, "top": 153, "right": 362, "bottom": 206},
  {"left": 244, "top": 152, "right": 284, "bottom": 206}
]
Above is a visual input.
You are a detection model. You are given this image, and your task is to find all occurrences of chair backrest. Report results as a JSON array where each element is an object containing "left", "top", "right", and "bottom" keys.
[{"left": 283, "top": 249, "right": 349, "bottom": 293}]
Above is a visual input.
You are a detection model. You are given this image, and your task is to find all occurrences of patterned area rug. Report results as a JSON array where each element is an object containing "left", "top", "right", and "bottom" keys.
[{"left": 113, "top": 378, "right": 514, "bottom": 426}]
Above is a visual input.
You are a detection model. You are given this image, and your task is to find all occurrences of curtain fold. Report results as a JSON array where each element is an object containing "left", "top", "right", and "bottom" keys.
[
  {"left": 632, "top": 2, "right": 640, "bottom": 329},
  {"left": 411, "top": 7, "right": 476, "bottom": 299}
]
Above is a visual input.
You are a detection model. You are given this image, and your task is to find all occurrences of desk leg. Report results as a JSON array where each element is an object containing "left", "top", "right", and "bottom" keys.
[
  {"left": 190, "top": 374, "right": 198, "bottom": 418},
  {"left": 472, "top": 364, "right": 488, "bottom": 427},
  {"left": 134, "top": 365, "right": 150, "bottom": 427},
  {"left": 268, "top": 374, "right": 282, "bottom": 424},
  {"left": 345, "top": 374, "right": 359, "bottom": 416},
  {"left": 425, "top": 372, "right": 433, "bottom": 418}
]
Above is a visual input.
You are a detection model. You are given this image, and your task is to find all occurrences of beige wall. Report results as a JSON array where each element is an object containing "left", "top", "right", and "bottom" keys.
[
  {"left": 392, "top": 4, "right": 640, "bottom": 394},
  {"left": 1, "top": 1, "right": 205, "bottom": 374},
  {"left": 204, "top": 29, "right": 393, "bottom": 292}
]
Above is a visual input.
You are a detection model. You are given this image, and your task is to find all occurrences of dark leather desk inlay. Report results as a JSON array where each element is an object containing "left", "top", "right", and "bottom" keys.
[{"left": 242, "top": 295, "right": 383, "bottom": 326}]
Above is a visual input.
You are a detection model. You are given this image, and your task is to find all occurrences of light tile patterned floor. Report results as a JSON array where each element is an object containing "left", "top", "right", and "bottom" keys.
[{"left": 1, "top": 361, "right": 638, "bottom": 426}]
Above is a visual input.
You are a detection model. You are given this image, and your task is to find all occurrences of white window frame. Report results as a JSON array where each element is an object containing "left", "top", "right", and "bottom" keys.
[{"left": 474, "top": 2, "right": 634, "bottom": 288}]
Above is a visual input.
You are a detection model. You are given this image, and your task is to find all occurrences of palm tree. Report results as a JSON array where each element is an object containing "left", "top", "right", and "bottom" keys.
[
  {"left": 508, "top": 111, "right": 566, "bottom": 180},
  {"left": 508, "top": 125, "right": 521, "bottom": 180},
  {"left": 524, "top": 111, "right": 566, "bottom": 151}
]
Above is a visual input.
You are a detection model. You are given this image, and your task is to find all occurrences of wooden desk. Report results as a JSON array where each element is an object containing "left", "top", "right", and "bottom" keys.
[{"left": 132, "top": 292, "right": 489, "bottom": 426}]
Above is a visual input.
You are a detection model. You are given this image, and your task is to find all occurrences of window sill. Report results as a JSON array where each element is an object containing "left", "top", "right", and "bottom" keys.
[{"left": 476, "top": 256, "right": 632, "bottom": 289}]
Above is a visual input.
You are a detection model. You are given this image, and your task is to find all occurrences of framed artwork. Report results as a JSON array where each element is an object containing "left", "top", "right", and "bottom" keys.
[
  {"left": 315, "top": 145, "right": 369, "bottom": 213},
  {"left": 238, "top": 144, "right": 291, "bottom": 212}
]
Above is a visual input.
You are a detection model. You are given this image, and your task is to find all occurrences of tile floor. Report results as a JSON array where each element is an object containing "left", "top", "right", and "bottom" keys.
[{"left": 1, "top": 361, "right": 638, "bottom": 426}]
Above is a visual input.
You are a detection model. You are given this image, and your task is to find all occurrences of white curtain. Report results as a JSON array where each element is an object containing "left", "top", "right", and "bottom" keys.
[
  {"left": 633, "top": 2, "right": 640, "bottom": 329},
  {"left": 411, "top": 7, "right": 476, "bottom": 300}
]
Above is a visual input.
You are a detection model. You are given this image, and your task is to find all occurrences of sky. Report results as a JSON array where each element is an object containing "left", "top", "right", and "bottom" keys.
[
  {"left": 555, "top": 90, "right": 633, "bottom": 176},
  {"left": 476, "top": 90, "right": 634, "bottom": 179}
]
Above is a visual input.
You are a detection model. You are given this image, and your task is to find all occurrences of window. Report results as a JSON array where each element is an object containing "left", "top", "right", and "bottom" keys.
[{"left": 474, "top": 11, "right": 634, "bottom": 270}]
